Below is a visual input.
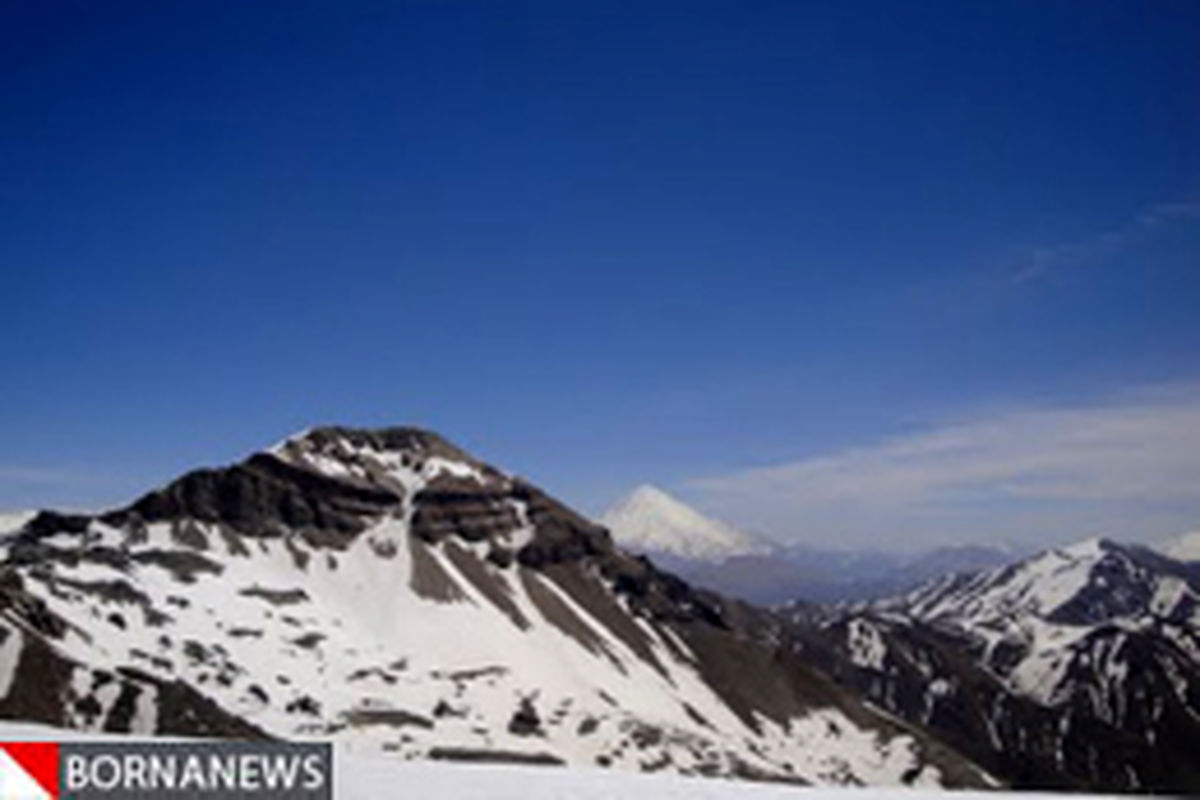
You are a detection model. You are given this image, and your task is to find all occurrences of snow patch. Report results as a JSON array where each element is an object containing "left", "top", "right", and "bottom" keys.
[{"left": 847, "top": 619, "right": 887, "bottom": 671}]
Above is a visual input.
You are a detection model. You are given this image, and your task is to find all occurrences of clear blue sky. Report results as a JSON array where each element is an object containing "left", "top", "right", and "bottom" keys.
[{"left": 2, "top": 2, "right": 1198, "bottom": 548}]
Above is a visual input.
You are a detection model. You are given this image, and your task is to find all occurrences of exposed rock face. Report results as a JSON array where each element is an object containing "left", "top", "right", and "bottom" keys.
[
  {"left": 782, "top": 539, "right": 1200, "bottom": 793},
  {"left": 103, "top": 454, "right": 400, "bottom": 546},
  {"left": 0, "top": 426, "right": 987, "bottom": 788}
]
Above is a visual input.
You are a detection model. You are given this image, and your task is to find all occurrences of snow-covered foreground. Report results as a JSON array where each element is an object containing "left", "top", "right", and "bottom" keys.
[
  {"left": 0, "top": 723, "right": 1113, "bottom": 800},
  {"left": 338, "top": 755, "right": 947, "bottom": 800}
]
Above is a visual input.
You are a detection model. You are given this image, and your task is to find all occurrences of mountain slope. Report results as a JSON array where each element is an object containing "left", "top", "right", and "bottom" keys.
[
  {"left": 0, "top": 427, "right": 988, "bottom": 787},
  {"left": 782, "top": 538, "right": 1200, "bottom": 792},
  {"left": 599, "top": 486, "right": 766, "bottom": 563}
]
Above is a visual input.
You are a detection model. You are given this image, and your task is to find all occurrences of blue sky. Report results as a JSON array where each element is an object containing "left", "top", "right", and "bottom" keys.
[{"left": 2, "top": 2, "right": 1198, "bottom": 550}]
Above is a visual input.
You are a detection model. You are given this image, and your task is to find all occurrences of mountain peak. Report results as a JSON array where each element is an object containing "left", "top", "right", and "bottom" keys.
[
  {"left": 1158, "top": 530, "right": 1200, "bottom": 562},
  {"left": 791, "top": 531, "right": 1200, "bottom": 792},
  {"left": 266, "top": 424, "right": 497, "bottom": 487},
  {"left": 599, "top": 484, "right": 766, "bottom": 562},
  {"left": 628, "top": 483, "right": 673, "bottom": 502},
  {"left": 895, "top": 534, "right": 1200, "bottom": 640},
  {"left": 274, "top": 425, "right": 472, "bottom": 462}
]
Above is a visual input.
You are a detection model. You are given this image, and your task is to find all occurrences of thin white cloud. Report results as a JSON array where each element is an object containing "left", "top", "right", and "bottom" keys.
[
  {"left": 688, "top": 385, "right": 1200, "bottom": 551},
  {"left": 1012, "top": 199, "right": 1200, "bottom": 283}
]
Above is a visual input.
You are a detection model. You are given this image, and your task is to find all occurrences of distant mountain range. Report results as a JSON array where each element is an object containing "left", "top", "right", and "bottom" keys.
[
  {"left": 599, "top": 486, "right": 1013, "bottom": 604},
  {"left": 598, "top": 486, "right": 1200, "bottom": 791},
  {"left": 781, "top": 537, "right": 1200, "bottom": 792}
]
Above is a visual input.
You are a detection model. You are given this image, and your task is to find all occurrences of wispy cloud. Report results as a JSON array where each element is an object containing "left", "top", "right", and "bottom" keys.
[
  {"left": 688, "top": 385, "right": 1200, "bottom": 551},
  {"left": 1012, "top": 200, "right": 1200, "bottom": 283}
]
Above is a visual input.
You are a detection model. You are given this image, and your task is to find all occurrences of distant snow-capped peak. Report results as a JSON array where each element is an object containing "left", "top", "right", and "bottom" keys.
[
  {"left": 599, "top": 484, "right": 766, "bottom": 562},
  {"left": 1158, "top": 530, "right": 1200, "bottom": 562},
  {"left": 0, "top": 510, "right": 35, "bottom": 535}
]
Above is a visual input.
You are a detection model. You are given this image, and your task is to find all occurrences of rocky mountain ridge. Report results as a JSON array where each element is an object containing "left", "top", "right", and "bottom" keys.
[{"left": 781, "top": 538, "right": 1200, "bottom": 792}]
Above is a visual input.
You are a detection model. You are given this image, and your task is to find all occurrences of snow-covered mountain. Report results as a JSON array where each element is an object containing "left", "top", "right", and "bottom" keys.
[
  {"left": 599, "top": 486, "right": 766, "bottom": 562},
  {"left": 1158, "top": 530, "right": 1200, "bottom": 562},
  {"left": 782, "top": 538, "right": 1200, "bottom": 792},
  {"left": 0, "top": 427, "right": 988, "bottom": 788},
  {"left": 0, "top": 511, "right": 34, "bottom": 535}
]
